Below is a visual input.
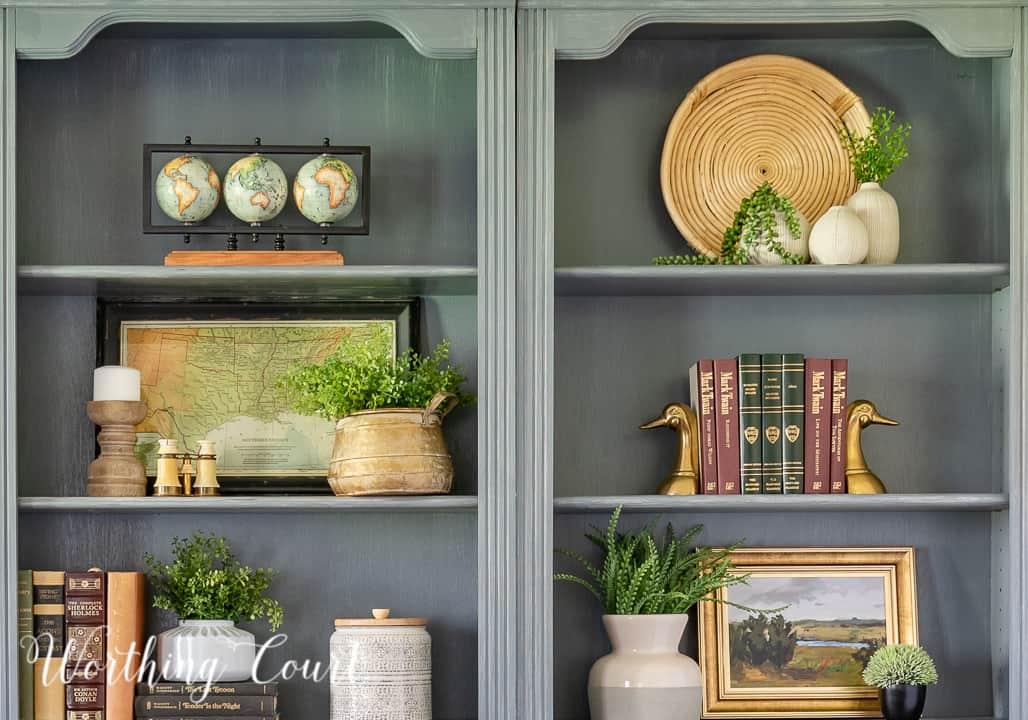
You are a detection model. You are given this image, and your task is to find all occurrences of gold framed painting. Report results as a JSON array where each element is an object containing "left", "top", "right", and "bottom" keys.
[{"left": 698, "top": 547, "right": 918, "bottom": 718}]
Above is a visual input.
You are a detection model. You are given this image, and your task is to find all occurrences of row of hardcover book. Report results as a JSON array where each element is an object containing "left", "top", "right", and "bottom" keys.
[
  {"left": 689, "top": 354, "right": 849, "bottom": 494},
  {"left": 135, "top": 682, "right": 278, "bottom": 719}
]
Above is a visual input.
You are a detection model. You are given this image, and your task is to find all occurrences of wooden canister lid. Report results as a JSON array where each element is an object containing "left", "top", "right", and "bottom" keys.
[{"left": 334, "top": 609, "right": 426, "bottom": 627}]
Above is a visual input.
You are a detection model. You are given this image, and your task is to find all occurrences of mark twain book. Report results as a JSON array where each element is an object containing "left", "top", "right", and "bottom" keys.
[
  {"left": 830, "top": 359, "right": 849, "bottom": 493},
  {"left": 18, "top": 570, "right": 34, "bottom": 720},
  {"left": 712, "top": 358, "right": 740, "bottom": 494},
  {"left": 689, "top": 360, "right": 718, "bottom": 494},
  {"left": 760, "top": 353, "right": 784, "bottom": 494},
  {"left": 32, "top": 571, "right": 65, "bottom": 720},
  {"left": 106, "top": 572, "right": 145, "bottom": 720},
  {"left": 134, "top": 695, "right": 277, "bottom": 716},
  {"left": 804, "top": 358, "right": 831, "bottom": 494},
  {"left": 738, "top": 354, "right": 763, "bottom": 495},
  {"left": 781, "top": 353, "right": 805, "bottom": 494}
]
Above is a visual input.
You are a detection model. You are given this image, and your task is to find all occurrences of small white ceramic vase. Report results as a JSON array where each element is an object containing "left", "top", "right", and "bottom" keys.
[
  {"left": 157, "top": 620, "right": 256, "bottom": 682},
  {"left": 809, "top": 205, "right": 869, "bottom": 265},
  {"left": 587, "top": 614, "right": 701, "bottom": 720},
  {"left": 749, "top": 209, "right": 811, "bottom": 265},
  {"left": 846, "top": 182, "right": 900, "bottom": 264}
]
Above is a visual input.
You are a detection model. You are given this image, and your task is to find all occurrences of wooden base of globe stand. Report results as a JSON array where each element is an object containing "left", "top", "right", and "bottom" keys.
[{"left": 87, "top": 400, "right": 148, "bottom": 497}]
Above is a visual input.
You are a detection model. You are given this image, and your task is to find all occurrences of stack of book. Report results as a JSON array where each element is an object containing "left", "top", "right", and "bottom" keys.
[
  {"left": 135, "top": 682, "right": 279, "bottom": 720},
  {"left": 18, "top": 569, "right": 145, "bottom": 720},
  {"left": 690, "top": 354, "right": 849, "bottom": 494}
]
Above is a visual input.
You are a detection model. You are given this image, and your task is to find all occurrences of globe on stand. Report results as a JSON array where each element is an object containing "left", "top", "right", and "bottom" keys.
[
  {"left": 223, "top": 153, "right": 288, "bottom": 224},
  {"left": 154, "top": 155, "right": 221, "bottom": 223},
  {"left": 293, "top": 155, "right": 359, "bottom": 225}
]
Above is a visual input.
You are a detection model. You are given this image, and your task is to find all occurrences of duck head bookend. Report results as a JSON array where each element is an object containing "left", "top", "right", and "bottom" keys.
[
  {"left": 640, "top": 402, "right": 700, "bottom": 495},
  {"left": 845, "top": 399, "right": 900, "bottom": 494}
]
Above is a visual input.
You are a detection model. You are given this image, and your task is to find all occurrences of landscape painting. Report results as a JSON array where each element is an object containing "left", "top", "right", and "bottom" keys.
[{"left": 725, "top": 574, "right": 888, "bottom": 689}]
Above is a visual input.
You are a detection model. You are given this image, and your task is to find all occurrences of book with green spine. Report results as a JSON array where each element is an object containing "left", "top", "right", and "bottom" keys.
[
  {"left": 782, "top": 353, "right": 805, "bottom": 494},
  {"left": 760, "top": 353, "right": 784, "bottom": 494},
  {"left": 738, "top": 353, "right": 763, "bottom": 495},
  {"left": 17, "top": 570, "right": 33, "bottom": 720}
]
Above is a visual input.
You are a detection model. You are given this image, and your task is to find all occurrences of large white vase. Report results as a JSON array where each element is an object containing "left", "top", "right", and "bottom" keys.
[
  {"left": 587, "top": 614, "right": 701, "bottom": 720},
  {"left": 809, "top": 205, "right": 869, "bottom": 265},
  {"left": 157, "top": 620, "right": 256, "bottom": 682},
  {"left": 750, "top": 210, "right": 811, "bottom": 265},
  {"left": 846, "top": 182, "right": 900, "bottom": 264}
]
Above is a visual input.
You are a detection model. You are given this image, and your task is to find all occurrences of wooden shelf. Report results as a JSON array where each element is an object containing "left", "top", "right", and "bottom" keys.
[
  {"left": 17, "top": 265, "right": 477, "bottom": 298},
  {"left": 553, "top": 493, "right": 1009, "bottom": 513},
  {"left": 554, "top": 264, "right": 1009, "bottom": 296},
  {"left": 18, "top": 495, "right": 479, "bottom": 513}
]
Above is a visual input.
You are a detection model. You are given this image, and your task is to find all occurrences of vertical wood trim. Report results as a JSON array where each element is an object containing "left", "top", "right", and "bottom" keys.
[
  {"left": 1, "top": 8, "right": 15, "bottom": 718},
  {"left": 517, "top": 8, "right": 554, "bottom": 720},
  {"left": 476, "top": 7, "right": 516, "bottom": 720}
]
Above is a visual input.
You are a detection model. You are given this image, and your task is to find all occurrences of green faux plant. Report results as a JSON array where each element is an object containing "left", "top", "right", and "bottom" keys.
[
  {"left": 554, "top": 505, "right": 753, "bottom": 614},
  {"left": 654, "top": 182, "right": 805, "bottom": 266},
  {"left": 145, "top": 532, "right": 284, "bottom": 631},
  {"left": 839, "top": 106, "right": 912, "bottom": 186},
  {"left": 862, "top": 644, "right": 938, "bottom": 688},
  {"left": 279, "top": 326, "right": 473, "bottom": 421}
]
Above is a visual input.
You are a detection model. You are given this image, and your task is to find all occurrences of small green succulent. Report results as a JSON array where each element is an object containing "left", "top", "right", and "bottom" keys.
[
  {"left": 839, "top": 106, "right": 911, "bottom": 186},
  {"left": 862, "top": 643, "right": 938, "bottom": 688}
]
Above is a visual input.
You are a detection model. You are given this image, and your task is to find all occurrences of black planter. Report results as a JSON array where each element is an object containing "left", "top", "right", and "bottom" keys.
[{"left": 879, "top": 684, "right": 927, "bottom": 720}]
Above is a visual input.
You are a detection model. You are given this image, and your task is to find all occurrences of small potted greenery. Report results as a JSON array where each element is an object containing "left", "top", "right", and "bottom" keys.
[
  {"left": 862, "top": 643, "right": 938, "bottom": 720},
  {"left": 279, "top": 329, "right": 472, "bottom": 495},
  {"left": 554, "top": 506, "right": 753, "bottom": 720},
  {"left": 840, "top": 106, "right": 912, "bottom": 263},
  {"left": 145, "top": 532, "right": 283, "bottom": 682}
]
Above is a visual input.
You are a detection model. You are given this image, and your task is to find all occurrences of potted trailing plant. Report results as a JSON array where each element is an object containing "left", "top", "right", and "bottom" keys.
[
  {"left": 840, "top": 106, "right": 912, "bottom": 264},
  {"left": 145, "top": 532, "right": 283, "bottom": 683},
  {"left": 280, "top": 330, "right": 472, "bottom": 495},
  {"left": 554, "top": 506, "right": 753, "bottom": 720},
  {"left": 654, "top": 182, "right": 809, "bottom": 266},
  {"left": 862, "top": 643, "right": 938, "bottom": 720}
]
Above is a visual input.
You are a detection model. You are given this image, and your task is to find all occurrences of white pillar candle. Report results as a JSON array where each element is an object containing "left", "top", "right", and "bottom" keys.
[{"left": 93, "top": 366, "right": 141, "bottom": 402}]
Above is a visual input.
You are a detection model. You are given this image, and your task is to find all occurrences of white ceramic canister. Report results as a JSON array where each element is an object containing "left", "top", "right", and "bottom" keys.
[{"left": 330, "top": 609, "right": 431, "bottom": 720}]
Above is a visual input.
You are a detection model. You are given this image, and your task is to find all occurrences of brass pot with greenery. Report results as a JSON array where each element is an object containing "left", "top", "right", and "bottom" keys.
[
  {"left": 280, "top": 334, "right": 472, "bottom": 496},
  {"left": 554, "top": 506, "right": 754, "bottom": 720},
  {"left": 862, "top": 644, "right": 938, "bottom": 720}
]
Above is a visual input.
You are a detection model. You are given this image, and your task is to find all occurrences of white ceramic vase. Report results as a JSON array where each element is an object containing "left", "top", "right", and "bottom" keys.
[
  {"left": 749, "top": 209, "right": 811, "bottom": 265},
  {"left": 157, "top": 620, "right": 256, "bottom": 682},
  {"left": 809, "top": 205, "right": 869, "bottom": 265},
  {"left": 846, "top": 182, "right": 900, "bottom": 264},
  {"left": 587, "top": 614, "right": 701, "bottom": 720}
]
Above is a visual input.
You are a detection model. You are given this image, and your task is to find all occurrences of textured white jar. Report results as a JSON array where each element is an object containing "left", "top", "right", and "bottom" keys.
[
  {"left": 809, "top": 205, "right": 869, "bottom": 264},
  {"left": 846, "top": 182, "right": 900, "bottom": 264},
  {"left": 588, "top": 614, "right": 701, "bottom": 720},
  {"left": 331, "top": 610, "right": 431, "bottom": 720},
  {"left": 157, "top": 620, "right": 255, "bottom": 682},
  {"left": 750, "top": 210, "right": 811, "bottom": 265}
]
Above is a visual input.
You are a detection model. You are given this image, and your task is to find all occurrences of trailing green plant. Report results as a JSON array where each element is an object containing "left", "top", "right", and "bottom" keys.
[
  {"left": 278, "top": 326, "right": 473, "bottom": 420},
  {"left": 839, "top": 106, "right": 911, "bottom": 185},
  {"left": 861, "top": 644, "right": 938, "bottom": 688},
  {"left": 553, "top": 505, "right": 759, "bottom": 615},
  {"left": 654, "top": 182, "right": 805, "bottom": 266},
  {"left": 145, "top": 532, "right": 284, "bottom": 631}
]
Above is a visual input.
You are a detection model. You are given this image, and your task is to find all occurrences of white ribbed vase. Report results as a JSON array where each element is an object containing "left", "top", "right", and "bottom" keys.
[
  {"left": 157, "top": 620, "right": 256, "bottom": 682},
  {"left": 846, "top": 182, "right": 900, "bottom": 264},
  {"left": 750, "top": 210, "right": 811, "bottom": 265},
  {"left": 809, "top": 205, "right": 869, "bottom": 265},
  {"left": 587, "top": 614, "right": 701, "bottom": 720}
]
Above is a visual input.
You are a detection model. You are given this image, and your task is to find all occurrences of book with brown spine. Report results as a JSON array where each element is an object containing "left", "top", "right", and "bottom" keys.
[
  {"left": 134, "top": 695, "right": 277, "bottom": 716},
  {"left": 106, "top": 572, "right": 145, "bottom": 720},
  {"left": 136, "top": 683, "right": 279, "bottom": 696},
  {"left": 18, "top": 570, "right": 34, "bottom": 720},
  {"left": 65, "top": 570, "right": 106, "bottom": 720},
  {"left": 803, "top": 358, "right": 831, "bottom": 494},
  {"left": 712, "top": 358, "right": 740, "bottom": 494},
  {"left": 689, "top": 360, "right": 718, "bottom": 494},
  {"left": 829, "top": 359, "right": 849, "bottom": 493},
  {"left": 32, "top": 571, "right": 66, "bottom": 720}
]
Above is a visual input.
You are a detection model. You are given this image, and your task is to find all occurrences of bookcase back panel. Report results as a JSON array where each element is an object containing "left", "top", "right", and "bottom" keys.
[
  {"left": 555, "top": 34, "right": 1005, "bottom": 265},
  {"left": 16, "top": 36, "right": 476, "bottom": 265},
  {"left": 18, "top": 512, "right": 478, "bottom": 719},
  {"left": 554, "top": 294, "right": 996, "bottom": 496},
  {"left": 553, "top": 511, "right": 993, "bottom": 720},
  {"left": 17, "top": 294, "right": 479, "bottom": 496}
]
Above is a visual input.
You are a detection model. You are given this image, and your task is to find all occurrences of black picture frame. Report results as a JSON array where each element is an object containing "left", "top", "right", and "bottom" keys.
[{"left": 97, "top": 298, "right": 419, "bottom": 494}]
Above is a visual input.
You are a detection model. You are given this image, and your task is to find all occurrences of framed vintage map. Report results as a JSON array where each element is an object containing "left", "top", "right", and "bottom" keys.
[{"left": 98, "top": 300, "right": 418, "bottom": 492}]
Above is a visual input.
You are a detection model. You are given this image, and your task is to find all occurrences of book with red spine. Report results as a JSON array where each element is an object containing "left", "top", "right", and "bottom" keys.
[
  {"left": 712, "top": 358, "right": 740, "bottom": 494},
  {"left": 689, "top": 360, "right": 718, "bottom": 494},
  {"left": 829, "top": 359, "right": 849, "bottom": 493},
  {"left": 804, "top": 358, "right": 831, "bottom": 494}
]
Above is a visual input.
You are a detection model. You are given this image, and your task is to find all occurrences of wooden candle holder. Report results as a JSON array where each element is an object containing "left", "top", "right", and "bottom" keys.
[{"left": 87, "top": 400, "right": 148, "bottom": 497}]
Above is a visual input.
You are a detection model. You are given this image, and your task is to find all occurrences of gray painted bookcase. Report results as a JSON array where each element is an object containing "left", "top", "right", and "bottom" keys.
[{"left": 1, "top": 2, "right": 1026, "bottom": 720}]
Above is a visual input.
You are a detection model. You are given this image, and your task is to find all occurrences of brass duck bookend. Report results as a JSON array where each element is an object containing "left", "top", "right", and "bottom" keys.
[
  {"left": 640, "top": 403, "right": 700, "bottom": 495},
  {"left": 845, "top": 399, "right": 899, "bottom": 494}
]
